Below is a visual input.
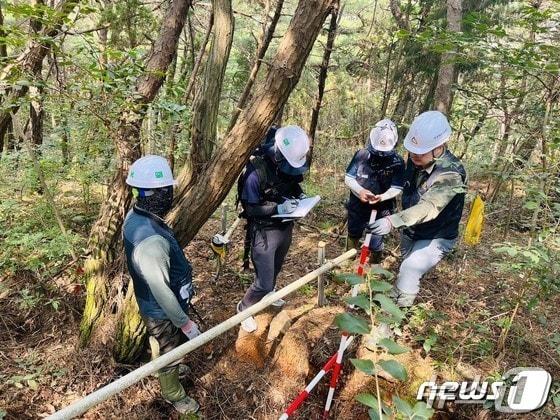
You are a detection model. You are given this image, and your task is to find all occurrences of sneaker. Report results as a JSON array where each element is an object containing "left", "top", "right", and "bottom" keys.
[
  {"left": 170, "top": 395, "right": 200, "bottom": 414},
  {"left": 237, "top": 301, "right": 257, "bottom": 333},
  {"left": 265, "top": 291, "right": 286, "bottom": 307}
]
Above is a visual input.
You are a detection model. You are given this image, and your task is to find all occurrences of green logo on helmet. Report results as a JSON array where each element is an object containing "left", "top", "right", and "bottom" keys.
[
  {"left": 155, "top": 171, "right": 163, "bottom": 178},
  {"left": 130, "top": 171, "right": 135, "bottom": 178},
  {"left": 283, "top": 138, "right": 290, "bottom": 146}
]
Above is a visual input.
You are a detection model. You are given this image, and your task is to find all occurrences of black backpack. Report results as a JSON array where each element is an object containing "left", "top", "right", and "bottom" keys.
[{"left": 236, "top": 126, "right": 278, "bottom": 216}]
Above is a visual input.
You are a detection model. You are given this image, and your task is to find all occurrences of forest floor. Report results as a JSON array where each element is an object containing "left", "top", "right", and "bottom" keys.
[{"left": 1, "top": 178, "right": 559, "bottom": 420}]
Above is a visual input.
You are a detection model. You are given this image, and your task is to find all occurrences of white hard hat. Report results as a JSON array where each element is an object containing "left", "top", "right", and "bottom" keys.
[
  {"left": 126, "top": 155, "right": 176, "bottom": 189},
  {"left": 275, "top": 125, "right": 310, "bottom": 169},
  {"left": 369, "top": 119, "right": 398, "bottom": 151},
  {"left": 404, "top": 111, "right": 452, "bottom": 154}
]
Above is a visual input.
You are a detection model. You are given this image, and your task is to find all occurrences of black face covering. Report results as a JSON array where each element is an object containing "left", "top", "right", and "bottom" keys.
[{"left": 136, "top": 187, "right": 174, "bottom": 219}]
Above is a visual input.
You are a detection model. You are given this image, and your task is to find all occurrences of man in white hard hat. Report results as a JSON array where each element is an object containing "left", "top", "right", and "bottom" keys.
[
  {"left": 236, "top": 125, "right": 310, "bottom": 332},
  {"left": 344, "top": 119, "right": 405, "bottom": 263},
  {"left": 366, "top": 111, "right": 467, "bottom": 307},
  {"left": 123, "top": 155, "right": 201, "bottom": 415}
]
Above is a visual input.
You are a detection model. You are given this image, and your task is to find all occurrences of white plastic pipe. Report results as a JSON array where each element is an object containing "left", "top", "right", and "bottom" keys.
[
  {"left": 224, "top": 216, "right": 241, "bottom": 241},
  {"left": 47, "top": 249, "right": 357, "bottom": 420}
]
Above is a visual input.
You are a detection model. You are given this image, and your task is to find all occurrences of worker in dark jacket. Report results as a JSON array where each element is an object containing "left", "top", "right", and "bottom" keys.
[
  {"left": 367, "top": 111, "right": 467, "bottom": 308},
  {"left": 237, "top": 125, "right": 310, "bottom": 332},
  {"left": 123, "top": 155, "right": 201, "bottom": 415},
  {"left": 344, "top": 119, "right": 404, "bottom": 263}
]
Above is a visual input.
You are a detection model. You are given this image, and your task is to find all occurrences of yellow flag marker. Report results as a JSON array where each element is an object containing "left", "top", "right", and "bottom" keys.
[{"left": 464, "top": 195, "right": 485, "bottom": 245}]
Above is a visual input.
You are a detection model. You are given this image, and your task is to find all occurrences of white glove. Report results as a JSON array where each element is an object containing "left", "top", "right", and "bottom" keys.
[{"left": 180, "top": 319, "right": 201, "bottom": 340}]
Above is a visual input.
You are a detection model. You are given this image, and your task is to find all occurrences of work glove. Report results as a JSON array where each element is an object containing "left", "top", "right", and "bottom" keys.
[
  {"left": 277, "top": 199, "right": 298, "bottom": 215},
  {"left": 181, "top": 319, "right": 201, "bottom": 340},
  {"left": 366, "top": 217, "right": 393, "bottom": 235}
]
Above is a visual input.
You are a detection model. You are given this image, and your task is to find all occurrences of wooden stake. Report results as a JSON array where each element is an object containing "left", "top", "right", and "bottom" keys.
[{"left": 317, "top": 241, "right": 326, "bottom": 306}]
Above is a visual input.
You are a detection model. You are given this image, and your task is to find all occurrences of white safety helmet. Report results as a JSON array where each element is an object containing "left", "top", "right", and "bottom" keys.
[
  {"left": 126, "top": 155, "right": 176, "bottom": 189},
  {"left": 369, "top": 119, "right": 398, "bottom": 152},
  {"left": 275, "top": 125, "right": 310, "bottom": 169},
  {"left": 404, "top": 111, "right": 452, "bottom": 154}
]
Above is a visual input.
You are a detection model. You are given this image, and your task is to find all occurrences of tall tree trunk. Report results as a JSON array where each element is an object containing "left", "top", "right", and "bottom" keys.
[
  {"left": 189, "top": 0, "right": 234, "bottom": 173},
  {"left": 434, "top": 0, "right": 462, "bottom": 115},
  {"left": 169, "top": 0, "right": 337, "bottom": 246},
  {"left": 0, "top": 1, "right": 8, "bottom": 152},
  {"left": 227, "top": 0, "right": 285, "bottom": 131},
  {"left": 0, "top": 0, "right": 78, "bottom": 135},
  {"left": 308, "top": 2, "right": 340, "bottom": 164},
  {"left": 80, "top": 0, "right": 192, "bottom": 351}
]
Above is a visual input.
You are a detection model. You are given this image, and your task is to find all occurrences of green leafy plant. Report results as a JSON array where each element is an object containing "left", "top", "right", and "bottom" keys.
[{"left": 335, "top": 268, "right": 435, "bottom": 419}]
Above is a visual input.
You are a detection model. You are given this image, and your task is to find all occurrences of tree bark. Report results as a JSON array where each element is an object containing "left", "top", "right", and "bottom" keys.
[
  {"left": 308, "top": 2, "right": 340, "bottom": 164},
  {"left": 389, "top": 0, "right": 408, "bottom": 29},
  {"left": 227, "top": 0, "right": 285, "bottom": 132},
  {"left": 434, "top": 0, "right": 461, "bottom": 115},
  {"left": 80, "top": 0, "right": 192, "bottom": 348},
  {"left": 0, "top": 0, "right": 78, "bottom": 135},
  {"left": 169, "top": 0, "right": 337, "bottom": 246},
  {"left": 189, "top": 0, "right": 234, "bottom": 173}
]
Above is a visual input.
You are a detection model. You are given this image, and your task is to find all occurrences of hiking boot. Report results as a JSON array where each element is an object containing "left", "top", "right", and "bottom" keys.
[
  {"left": 237, "top": 301, "right": 257, "bottom": 333},
  {"left": 168, "top": 395, "right": 200, "bottom": 415}
]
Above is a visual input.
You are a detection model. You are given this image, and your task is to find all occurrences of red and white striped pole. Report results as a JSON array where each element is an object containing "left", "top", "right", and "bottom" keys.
[
  {"left": 322, "top": 333, "right": 349, "bottom": 418},
  {"left": 350, "top": 209, "right": 377, "bottom": 303},
  {"left": 279, "top": 336, "right": 354, "bottom": 420}
]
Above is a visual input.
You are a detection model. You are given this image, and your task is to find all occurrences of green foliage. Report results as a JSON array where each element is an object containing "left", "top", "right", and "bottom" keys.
[
  {"left": 377, "top": 359, "right": 408, "bottom": 381},
  {"left": 335, "top": 312, "right": 370, "bottom": 334},
  {"left": 377, "top": 338, "right": 409, "bottom": 355}
]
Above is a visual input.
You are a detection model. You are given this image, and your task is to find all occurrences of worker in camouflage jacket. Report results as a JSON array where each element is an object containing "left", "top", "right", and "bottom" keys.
[{"left": 367, "top": 111, "right": 467, "bottom": 308}]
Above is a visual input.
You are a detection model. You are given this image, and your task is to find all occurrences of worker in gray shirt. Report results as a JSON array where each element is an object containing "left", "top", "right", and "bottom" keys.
[
  {"left": 123, "top": 155, "right": 201, "bottom": 415},
  {"left": 367, "top": 111, "right": 467, "bottom": 308}
]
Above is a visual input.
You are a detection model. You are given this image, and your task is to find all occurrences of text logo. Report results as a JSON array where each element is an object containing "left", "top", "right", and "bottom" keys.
[{"left": 417, "top": 368, "right": 552, "bottom": 413}]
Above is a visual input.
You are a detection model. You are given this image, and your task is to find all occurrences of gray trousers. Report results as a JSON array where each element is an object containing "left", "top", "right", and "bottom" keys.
[
  {"left": 394, "top": 234, "right": 456, "bottom": 306},
  {"left": 240, "top": 223, "right": 293, "bottom": 309}
]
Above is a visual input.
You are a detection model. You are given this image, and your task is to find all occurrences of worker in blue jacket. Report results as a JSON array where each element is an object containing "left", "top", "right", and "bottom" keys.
[
  {"left": 344, "top": 119, "right": 405, "bottom": 263},
  {"left": 123, "top": 155, "right": 201, "bottom": 415}
]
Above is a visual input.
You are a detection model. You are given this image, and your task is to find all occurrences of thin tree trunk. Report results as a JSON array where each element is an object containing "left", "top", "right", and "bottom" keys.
[
  {"left": 168, "top": 11, "right": 214, "bottom": 168},
  {"left": 308, "top": 2, "right": 340, "bottom": 164},
  {"left": 434, "top": 0, "right": 461, "bottom": 115},
  {"left": 189, "top": 0, "right": 234, "bottom": 173},
  {"left": 458, "top": 107, "right": 487, "bottom": 159},
  {"left": 80, "top": 0, "right": 192, "bottom": 349},
  {"left": 25, "top": 88, "right": 76, "bottom": 260},
  {"left": 227, "top": 0, "right": 285, "bottom": 132},
  {"left": 0, "top": 0, "right": 78, "bottom": 135},
  {"left": 392, "top": 71, "right": 416, "bottom": 124},
  {"left": 183, "top": 12, "right": 214, "bottom": 103},
  {"left": 169, "top": 0, "right": 338, "bottom": 246}
]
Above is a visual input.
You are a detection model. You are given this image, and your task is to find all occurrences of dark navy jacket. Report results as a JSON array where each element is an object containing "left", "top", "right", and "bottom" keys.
[{"left": 123, "top": 206, "right": 193, "bottom": 324}]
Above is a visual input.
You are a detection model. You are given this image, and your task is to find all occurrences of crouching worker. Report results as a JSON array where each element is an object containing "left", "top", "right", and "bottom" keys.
[
  {"left": 366, "top": 111, "right": 467, "bottom": 308},
  {"left": 237, "top": 125, "right": 310, "bottom": 332},
  {"left": 123, "top": 155, "right": 201, "bottom": 415},
  {"left": 344, "top": 119, "right": 404, "bottom": 263}
]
